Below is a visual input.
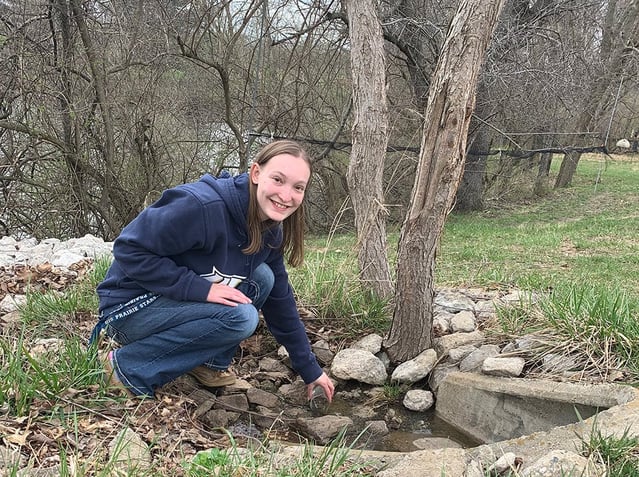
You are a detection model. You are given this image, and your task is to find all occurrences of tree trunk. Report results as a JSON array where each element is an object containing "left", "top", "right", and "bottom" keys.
[
  {"left": 454, "top": 117, "right": 491, "bottom": 211},
  {"left": 345, "top": 0, "right": 393, "bottom": 299},
  {"left": 533, "top": 134, "right": 552, "bottom": 196},
  {"left": 69, "top": 0, "right": 118, "bottom": 234},
  {"left": 385, "top": 0, "right": 506, "bottom": 362}
]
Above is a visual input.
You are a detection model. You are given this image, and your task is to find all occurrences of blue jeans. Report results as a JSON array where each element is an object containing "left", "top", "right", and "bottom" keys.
[{"left": 103, "top": 263, "right": 275, "bottom": 396}]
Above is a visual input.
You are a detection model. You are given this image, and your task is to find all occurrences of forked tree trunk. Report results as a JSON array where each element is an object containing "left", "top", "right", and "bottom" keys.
[
  {"left": 345, "top": 0, "right": 393, "bottom": 299},
  {"left": 385, "top": 0, "right": 506, "bottom": 362}
]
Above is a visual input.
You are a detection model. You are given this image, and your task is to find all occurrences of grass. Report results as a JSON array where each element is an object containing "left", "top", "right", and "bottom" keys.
[
  {"left": 297, "top": 155, "right": 639, "bottom": 326},
  {"left": 493, "top": 284, "right": 639, "bottom": 382},
  {"left": 436, "top": 155, "right": 639, "bottom": 294},
  {"left": 582, "top": 424, "right": 639, "bottom": 477},
  {"left": 1, "top": 153, "right": 639, "bottom": 475},
  {"left": 186, "top": 428, "right": 374, "bottom": 476}
]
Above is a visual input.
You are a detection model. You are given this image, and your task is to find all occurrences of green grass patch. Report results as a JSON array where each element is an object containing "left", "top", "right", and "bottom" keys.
[
  {"left": 185, "top": 428, "right": 373, "bottom": 476},
  {"left": 436, "top": 156, "right": 639, "bottom": 294},
  {"left": 582, "top": 425, "right": 639, "bottom": 477},
  {"left": 493, "top": 284, "right": 639, "bottom": 382}
]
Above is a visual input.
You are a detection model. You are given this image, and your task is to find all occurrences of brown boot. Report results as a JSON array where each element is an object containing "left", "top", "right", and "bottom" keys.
[
  {"left": 189, "top": 366, "right": 236, "bottom": 387},
  {"left": 100, "top": 351, "right": 136, "bottom": 398}
]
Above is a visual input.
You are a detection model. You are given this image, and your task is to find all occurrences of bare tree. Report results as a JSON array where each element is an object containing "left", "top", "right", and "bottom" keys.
[
  {"left": 385, "top": 0, "right": 506, "bottom": 362},
  {"left": 555, "top": 0, "right": 639, "bottom": 187},
  {"left": 344, "top": 0, "right": 393, "bottom": 299}
]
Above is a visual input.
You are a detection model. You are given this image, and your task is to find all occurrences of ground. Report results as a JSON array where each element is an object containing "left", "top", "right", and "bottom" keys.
[{"left": 0, "top": 261, "right": 342, "bottom": 475}]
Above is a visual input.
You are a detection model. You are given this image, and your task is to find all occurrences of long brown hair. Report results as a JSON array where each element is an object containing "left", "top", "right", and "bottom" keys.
[{"left": 243, "top": 140, "right": 311, "bottom": 267}]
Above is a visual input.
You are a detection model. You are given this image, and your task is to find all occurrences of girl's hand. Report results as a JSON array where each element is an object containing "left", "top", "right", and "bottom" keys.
[
  {"left": 307, "top": 372, "right": 335, "bottom": 402},
  {"left": 206, "top": 283, "right": 252, "bottom": 306}
]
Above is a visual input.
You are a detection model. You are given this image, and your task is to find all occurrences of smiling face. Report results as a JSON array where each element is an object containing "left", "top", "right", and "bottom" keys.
[{"left": 249, "top": 153, "right": 311, "bottom": 222}]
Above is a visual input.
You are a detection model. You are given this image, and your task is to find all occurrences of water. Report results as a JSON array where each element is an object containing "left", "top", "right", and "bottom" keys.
[{"left": 324, "top": 394, "right": 482, "bottom": 452}]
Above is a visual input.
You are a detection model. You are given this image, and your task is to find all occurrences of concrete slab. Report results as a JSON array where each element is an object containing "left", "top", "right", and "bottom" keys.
[{"left": 436, "top": 372, "right": 636, "bottom": 443}]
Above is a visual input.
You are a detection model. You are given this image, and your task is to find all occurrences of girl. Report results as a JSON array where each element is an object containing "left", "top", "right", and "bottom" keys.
[{"left": 93, "top": 140, "right": 334, "bottom": 402}]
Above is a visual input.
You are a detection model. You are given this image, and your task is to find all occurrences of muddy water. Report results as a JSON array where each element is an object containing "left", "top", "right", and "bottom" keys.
[{"left": 324, "top": 395, "right": 482, "bottom": 452}]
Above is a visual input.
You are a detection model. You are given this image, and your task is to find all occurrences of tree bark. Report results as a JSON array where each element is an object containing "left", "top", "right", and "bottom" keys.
[
  {"left": 385, "top": 0, "right": 506, "bottom": 362},
  {"left": 345, "top": 0, "right": 393, "bottom": 299},
  {"left": 454, "top": 111, "right": 491, "bottom": 211}
]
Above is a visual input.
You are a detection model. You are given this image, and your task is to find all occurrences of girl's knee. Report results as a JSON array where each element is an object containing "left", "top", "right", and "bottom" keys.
[
  {"left": 229, "top": 305, "right": 259, "bottom": 339},
  {"left": 254, "top": 263, "right": 275, "bottom": 292}
]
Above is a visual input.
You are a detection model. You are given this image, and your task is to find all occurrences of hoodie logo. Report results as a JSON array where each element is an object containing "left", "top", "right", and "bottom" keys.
[{"left": 201, "top": 266, "right": 245, "bottom": 288}]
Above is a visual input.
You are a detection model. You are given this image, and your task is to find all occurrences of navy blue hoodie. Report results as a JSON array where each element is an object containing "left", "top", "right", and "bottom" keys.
[{"left": 96, "top": 172, "right": 322, "bottom": 384}]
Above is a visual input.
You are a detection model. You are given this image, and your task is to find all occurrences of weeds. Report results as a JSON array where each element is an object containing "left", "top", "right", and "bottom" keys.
[
  {"left": 290, "top": 241, "right": 390, "bottom": 335},
  {"left": 492, "top": 284, "right": 639, "bottom": 383},
  {"left": 185, "top": 427, "right": 374, "bottom": 476},
  {"left": 582, "top": 426, "right": 639, "bottom": 477}
]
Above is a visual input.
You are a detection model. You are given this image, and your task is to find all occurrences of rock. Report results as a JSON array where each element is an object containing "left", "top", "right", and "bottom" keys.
[
  {"left": 428, "top": 363, "right": 459, "bottom": 394},
  {"left": 51, "top": 250, "right": 86, "bottom": 268},
  {"left": 226, "top": 378, "right": 252, "bottom": 392},
  {"left": 402, "top": 389, "right": 434, "bottom": 412},
  {"left": 108, "top": 427, "right": 152, "bottom": 474},
  {"left": 278, "top": 379, "right": 308, "bottom": 406},
  {"left": 448, "top": 344, "right": 477, "bottom": 363},
  {"left": 331, "top": 348, "right": 388, "bottom": 385},
  {"left": 215, "top": 394, "right": 249, "bottom": 412},
  {"left": 28, "top": 338, "right": 64, "bottom": 357},
  {"left": 251, "top": 406, "right": 287, "bottom": 431},
  {"left": 541, "top": 353, "right": 578, "bottom": 374},
  {"left": 187, "top": 388, "right": 217, "bottom": 407},
  {"left": 432, "top": 312, "right": 452, "bottom": 336},
  {"left": 498, "top": 290, "right": 539, "bottom": 305},
  {"left": 259, "top": 356, "right": 290, "bottom": 374},
  {"left": 391, "top": 349, "right": 438, "bottom": 384},
  {"left": 0, "top": 294, "right": 27, "bottom": 313},
  {"left": 311, "top": 339, "right": 334, "bottom": 365},
  {"left": 434, "top": 330, "right": 485, "bottom": 356},
  {"left": 376, "top": 351, "right": 391, "bottom": 370},
  {"left": 0, "top": 234, "right": 112, "bottom": 268},
  {"left": 202, "top": 409, "right": 231, "bottom": 428},
  {"left": 350, "top": 333, "right": 384, "bottom": 354},
  {"left": 294, "top": 415, "right": 353, "bottom": 444},
  {"left": 482, "top": 356, "right": 526, "bottom": 377},
  {"left": 365, "top": 420, "right": 389, "bottom": 436},
  {"left": 616, "top": 138, "right": 631, "bottom": 148},
  {"left": 450, "top": 310, "right": 476, "bottom": 332},
  {"left": 0, "top": 310, "right": 21, "bottom": 327},
  {"left": 435, "top": 289, "right": 476, "bottom": 313},
  {"left": 486, "top": 451, "right": 519, "bottom": 474},
  {"left": 246, "top": 387, "right": 279, "bottom": 408},
  {"left": 459, "top": 345, "right": 500, "bottom": 372}
]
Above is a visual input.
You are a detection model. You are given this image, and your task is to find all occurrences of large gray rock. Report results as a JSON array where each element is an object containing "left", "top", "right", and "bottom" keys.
[
  {"left": 294, "top": 415, "right": 353, "bottom": 444},
  {"left": 391, "top": 349, "right": 438, "bottom": 384},
  {"left": 331, "top": 348, "right": 387, "bottom": 385},
  {"left": 434, "top": 330, "right": 485, "bottom": 356}
]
